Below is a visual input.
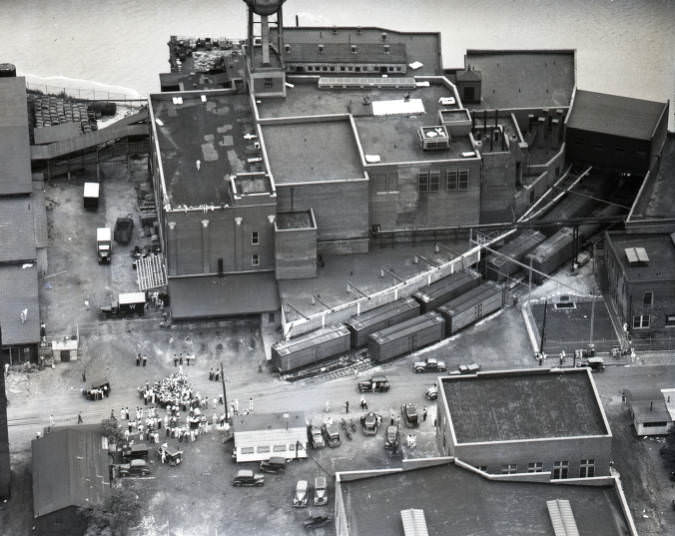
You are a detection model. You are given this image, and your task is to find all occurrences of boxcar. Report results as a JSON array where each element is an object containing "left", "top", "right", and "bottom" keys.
[
  {"left": 368, "top": 312, "right": 445, "bottom": 363},
  {"left": 486, "top": 230, "right": 546, "bottom": 281},
  {"left": 345, "top": 298, "right": 421, "bottom": 348},
  {"left": 412, "top": 270, "right": 481, "bottom": 313},
  {"left": 438, "top": 282, "right": 504, "bottom": 335},
  {"left": 271, "top": 325, "right": 351, "bottom": 373},
  {"left": 525, "top": 227, "right": 575, "bottom": 284}
]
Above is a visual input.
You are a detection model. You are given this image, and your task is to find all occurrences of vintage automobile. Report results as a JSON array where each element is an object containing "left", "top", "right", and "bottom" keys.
[
  {"left": 293, "top": 480, "right": 310, "bottom": 507},
  {"left": 458, "top": 363, "right": 481, "bottom": 374},
  {"left": 384, "top": 425, "right": 400, "bottom": 452},
  {"left": 83, "top": 378, "right": 110, "bottom": 400},
  {"left": 232, "top": 469, "right": 265, "bottom": 487},
  {"left": 313, "top": 476, "right": 328, "bottom": 506},
  {"left": 425, "top": 383, "right": 439, "bottom": 401},
  {"left": 357, "top": 375, "right": 390, "bottom": 393},
  {"left": 413, "top": 357, "right": 447, "bottom": 373},
  {"left": 321, "top": 423, "right": 341, "bottom": 448},
  {"left": 303, "top": 514, "right": 333, "bottom": 530},
  {"left": 579, "top": 357, "right": 605, "bottom": 371},
  {"left": 259, "top": 456, "right": 287, "bottom": 474},
  {"left": 122, "top": 442, "right": 149, "bottom": 461},
  {"left": 360, "top": 412, "right": 379, "bottom": 436},
  {"left": 307, "top": 425, "right": 325, "bottom": 449},
  {"left": 401, "top": 403, "right": 419, "bottom": 428},
  {"left": 118, "top": 458, "right": 151, "bottom": 477}
]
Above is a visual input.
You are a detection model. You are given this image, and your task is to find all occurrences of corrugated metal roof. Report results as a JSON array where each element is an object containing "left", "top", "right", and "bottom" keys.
[
  {"left": 0, "top": 197, "right": 37, "bottom": 263},
  {"left": 168, "top": 272, "right": 279, "bottom": 320},
  {"left": 566, "top": 89, "right": 666, "bottom": 141},
  {"left": 400, "top": 509, "right": 429, "bottom": 536},
  {"left": 0, "top": 264, "right": 40, "bottom": 346},
  {"left": 31, "top": 425, "right": 111, "bottom": 518},
  {"left": 0, "top": 77, "right": 31, "bottom": 195},
  {"left": 547, "top": 499, "right": 580, "bottom": 536}
]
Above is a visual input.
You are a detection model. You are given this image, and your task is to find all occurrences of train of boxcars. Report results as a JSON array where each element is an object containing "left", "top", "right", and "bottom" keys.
[{"left": 272, "top": 193, "right": 625, "bottom": 374}]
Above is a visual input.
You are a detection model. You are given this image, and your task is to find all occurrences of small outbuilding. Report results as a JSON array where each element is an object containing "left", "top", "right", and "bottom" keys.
[{"left": 232, "top": 411, "right": 307, "bottom": 463}]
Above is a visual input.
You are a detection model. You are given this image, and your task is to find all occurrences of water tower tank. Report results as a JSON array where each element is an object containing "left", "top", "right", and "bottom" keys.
[{"left": 242, "top": 0, "right": 287, "bottom": 16}]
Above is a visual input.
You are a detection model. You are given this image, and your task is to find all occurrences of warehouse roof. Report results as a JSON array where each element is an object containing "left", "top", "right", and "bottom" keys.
[
  {"left": 261, "top": 119, "right": 364, "bottom": 184},
  {"left": 338, "top": 461, "right": 632, "bottom": 536},
  {"left": 605, "top": 231, "right": 675, "bottom": 281},
  {"left": 168, "top": 272, "right": 279, "bottom": 320},
  {"left": 628, "top": 134, "right": 675, "bottom": 223},
  {"left": 566, "top": 89, "right": 667, "bottom": 141},
  {"left": 150, "top": 91, "right": 257, "bottom": 207},
  {"left": 442, "top": 368, "right": 609, "bottom": 443},
  {"left": 0, "top": 197, "right": 37, "bottom": 263},
  {"left": 0, "top": 264, "right": 40, "bottom": 346},
  {"left": 233, "top": 411, "right": 306, "bottom": 433},
  {"left": 0, "top": 77, "right": 31, "bottom": 195},
  {"left": 32, "top": 425, "right": 111, "bottom": 518}
]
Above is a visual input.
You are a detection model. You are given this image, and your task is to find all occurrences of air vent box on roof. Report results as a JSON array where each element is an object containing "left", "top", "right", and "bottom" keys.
[
  {"left": 418, "top": 126, "right": 451, "bottom": 151},
  {"left": 625, "top": 246, "right": 649, "bottom": 265}
]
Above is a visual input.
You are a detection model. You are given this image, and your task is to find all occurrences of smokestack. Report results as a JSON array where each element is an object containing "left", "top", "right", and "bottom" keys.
[{"left": 261, "top": 15, "right": 270, "bottom": 66}]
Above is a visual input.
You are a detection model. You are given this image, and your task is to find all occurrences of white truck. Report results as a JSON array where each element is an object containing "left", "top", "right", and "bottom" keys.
[{"left": 96, "top": 227, "right": 112, "bottom": 264}]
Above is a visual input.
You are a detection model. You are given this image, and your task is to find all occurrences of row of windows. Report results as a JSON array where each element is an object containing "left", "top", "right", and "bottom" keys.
[
  {"left": 633, "top": 313, "right": 675, "bottom": 329},
  {"left": 289, "top": 64, "right": 404, "bottom": 73},
  {"left": 239, "top": 443, "right": 305, "bottom": 455},
  {"left": 485, "top": 459, "right": 595, "bottom": 478},
  {"left": 418, "top": 169, "right": 470, "bottom": 193}
]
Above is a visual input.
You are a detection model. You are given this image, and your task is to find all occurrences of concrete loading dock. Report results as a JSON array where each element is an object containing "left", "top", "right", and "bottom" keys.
[
  {"left": 271, "top": 325, "right": 351, "bottom": 373},
  {"left": 412, "top": 270, "right": 481, "bottom": 313},
  {"left": 438, "top": 282, "right": 504, "bottom": 335},
  {"left": 368, "top": 312, "right": 445, "bottom": 363},
  {"left": 345, "top": 297, "right": 420, "bottom": 348}
]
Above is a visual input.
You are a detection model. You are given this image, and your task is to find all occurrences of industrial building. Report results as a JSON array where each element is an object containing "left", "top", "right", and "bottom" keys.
[
  {"left": 334, "top": 458, "right": 637, "bottom": 536},
  {"left": 437, "top": 368, "right": 613, "bottom": 477},
  {"left": 629, "top": 387, "right": 675, "bottom": 437},
  {"left": 231, "top": 411, "right": 307, "bottom": 462},
  {"left": 31, "top": 425, "right": 112, "bottom": 536},
  {"left": 602, "top": 231, "right": 675, "bottom": 347}
]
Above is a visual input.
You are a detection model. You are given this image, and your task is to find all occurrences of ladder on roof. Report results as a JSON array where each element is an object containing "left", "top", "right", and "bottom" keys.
[
  {"left": 400, "top": 509, "right": 429, "bottom": 536},
  {"left": 546, "top": 499, "right": 580, "bottom": 536}
]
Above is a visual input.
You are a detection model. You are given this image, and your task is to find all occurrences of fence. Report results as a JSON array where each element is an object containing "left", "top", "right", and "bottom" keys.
[{"left": 25, "top": 82, "right": 145, "bottom": 103}]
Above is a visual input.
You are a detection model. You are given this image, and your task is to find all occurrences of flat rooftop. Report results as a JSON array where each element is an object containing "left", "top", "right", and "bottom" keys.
[
  {"left": 151, "top": 91, "right": 257, "bottom": 207},
  {"left": 606, "top": 232, "right": 675, "bottom": 281},
  {"left": 442, "top": 369, "right": 608, "bottom": 443},
  {"left": 464, "top": 50, "right": 575, "bottom": 109},
  {"left": 275, "top": 26, "right": 442, "bottom": 76},
  {"left": 567, "top": 89, "right": 667, "bottom": 141},
  {"left": 232, "top": 411, "right": 305, "bottom": 433},
  {"left": 258, "top": 81, "right": 474, "bottom": 164},
  {"left": 629, "top": 134, "right": 675, "bottom": 222},
  {"left": 340, "top": 462, "right": 631, "bottom": 536},
  {"left": 0, "top": 264, "right": 40, "bottom": 346},
  {"left": 261, "top": 119, "right": 364, "bottom": 184},
  {"left": 276, "top": 210, "right": 314, "bottom": 230},
  {"left": 0, "top": 197, "right": 37, "bottom": 263},
  {"left": 0, "top": 76, "right": 31, "bottom": 195}
]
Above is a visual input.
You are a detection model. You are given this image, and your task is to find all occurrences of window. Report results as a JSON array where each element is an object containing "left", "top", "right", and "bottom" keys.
[
  {"left": 633, "top": 315, "right": 650, "bottom": 329},
  {"left": 527, "top": 462, "right": 544, "bottom": 473},
  {"left": 643, "top": 291, "right": 653, "bottom": 307},
  {"left": 665, "top": 314, "right": 675, "bottom": 327},
  {"left": 289, "top": 443, "right": 304, "bottom": 451},
  {"left": 446, "top": 170, "right": 458, "bottom": 191},
  {"left": 252, "top": 254, "right": 260, "bottom": 266},
  {"left": 418, "top": 171, "right": 430, "bottom": 192},
  {"left": 644, "top": 421, "right": 668, "bottom": 427},
  {"left": 429, "top": 171, "right": 440, "bottom": 192},
  {"left": 257, "top": 445, "right": 270, "bottom": 453},
  {"left": 273, "top": 444, "right": 287, "bottom": 452},
  {"left": 263, "top": 78, "right": 273, "bottom": 89},
  {"left": 340, "top": 66, "right": 346, "bottom": 72},
  {"left": 501, "top": 464, "right": 518, "bottom": 474},
  {"left": 478, "top": 466, "right": 488, "bottom": 472},
  {"left": 306, "top": 66, "right": 313, "bottom": 71},
  {"left": 240, "top": 447, "right": 254, "bottom": 455},
  {"left": 458, "top": 169, "right": 469, "bottom": 191},
  {"left": 579, "top": 459, "right": 595, "bottom": 478},
  {"left": 251, "top": 231, "right": 259, "bottom": 245},
  {"left": 552, "top": 460, "right": 569, "bottom": 479}
]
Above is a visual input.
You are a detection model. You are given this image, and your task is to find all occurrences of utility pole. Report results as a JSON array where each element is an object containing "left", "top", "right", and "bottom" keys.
[
  {"left": 540, "top": 298, "right": 548, "bottom": 355},
  {"left": 220, "top": 362, "right": 228, "bottom": 422},
  {"left": 589, "top": 295, "right": 596, "bottom": 348}
]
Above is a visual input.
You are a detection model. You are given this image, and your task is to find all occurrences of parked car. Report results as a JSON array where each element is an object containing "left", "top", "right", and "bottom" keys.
[
  {"left": 313, "top": 476, "right": 328, "bottom": 506},
  {"left": 293, "top": 480, "right": 310, "bottom": 507},
  {"left": 579, "top": 357, "right": 605, "bottom": 371},
  {"left": 307, "top": 425, "right": 325, "bottom": 449},
  {"left": 259, "top": 456, "right": 287, "bottom": 474},
  {"left": 458, "top": 362, "right": 481, "bottom": 374},
  {"left": 401, "top": 403, "right": 419, "bottom": 428},
  {"left": 122, "top": 442, "right": 149, "bottom": 461},
  {"left": 358, "top": 375, "right": 390, "bottom": 393},
  {"left": 360, "top": 412, "right": 379, "bottom": 436},
  {"left": 232, "top": 469, "right": 264, "bottom": 487},
  {"left": 425, "top": 383, "right": 439, "bottom": 401},
  {"left": 384, "top": 425, "right": 400, "bottom": 452},
  {"left": 413, "top": 357, "right": 446, "bottom": 373},
  {"left": 303, "top": 514, "right": 333, "bottom": 530},
  {"left": 118, "top": 459, "right": 151, "bottom": 477},
  {"left": 322, "top": 423, "right": 341, "bottom": 448}
]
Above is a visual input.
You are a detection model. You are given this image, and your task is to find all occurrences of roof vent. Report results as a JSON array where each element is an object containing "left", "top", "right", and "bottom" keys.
[
  {"left": 417, "top": 126, "right": 451, "bottom": 151},
  {"left": 400, "top": 509, "right": 429, "bottom": 536},
  {"left": 546, "top": 499, "right": 580, "bottom": 536},
  {"left": 625, "top": 247, "right": 649, "bottom": 265}
]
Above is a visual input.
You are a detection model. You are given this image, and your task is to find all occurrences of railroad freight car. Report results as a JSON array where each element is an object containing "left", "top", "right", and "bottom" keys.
[
  {"left": 438, "top": 282, "right": 504, "bottom": 335},
  {"left": 368, "top": 312, "right": 445, "bottom": 363},
  {"left": 486, "top": 230, "right": 546, "bottom": 281},
  {"left": 412, "top": 270, "right": 481, "bottom": 313},
  {"left": 345, "top": 297, "right": 421, "bottom": 348},
  {"left": 271, "top": 325, "right": 351, "bottom": 373},
  {"left": 545, "top": 188, "right": 597, "bottom": 222}
]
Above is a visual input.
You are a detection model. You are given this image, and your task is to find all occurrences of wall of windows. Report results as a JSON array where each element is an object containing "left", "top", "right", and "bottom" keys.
[{"left": 418, "top": 168, "right": 470, "bottom": 193}]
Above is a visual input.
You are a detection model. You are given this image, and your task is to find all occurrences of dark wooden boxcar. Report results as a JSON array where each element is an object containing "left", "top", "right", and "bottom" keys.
[
  {"left": 345, "top": 298, "right": 421, "bottom": 348},
  {"left": 271, "top": 325, "right": 351, "bottom": 373},
  {"left": 438, "top": 282, "right": 504, "bottom": 335},
  {"left": 412, "top": 270, "right": 481, "bottom": 313},
  {"left": 368, "top": 312, "right": 446, "bottom": 363},
  {"left": 486, "top": 230, "right": 546, "bottom": 281}
]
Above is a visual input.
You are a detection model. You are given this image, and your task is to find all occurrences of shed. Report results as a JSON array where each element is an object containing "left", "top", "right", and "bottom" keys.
[{"left": 232, "top": 411, "right": 307, "bottom": 463}]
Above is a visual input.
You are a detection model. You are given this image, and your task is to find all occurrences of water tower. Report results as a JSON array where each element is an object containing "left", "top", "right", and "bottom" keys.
[{"left": 242, "top": 0, "right": 287, "bottom": 97}]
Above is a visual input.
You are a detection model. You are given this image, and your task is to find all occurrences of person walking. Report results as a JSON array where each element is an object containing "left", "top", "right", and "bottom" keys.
[
  {"left": 345, "top": 400, "right": 350, "bottom": 414},
  {"left": 142, "top": 355, "right": 147, "bottom": 367},
  {"left": 77, "top": 412, "right": 83, "bottom": 424},
  {"left": 136, "top": 353, "right": 141, "bottom": 367},
  {"left": 82, "top": 370, "right": 86, "bottom": 383},
  {"left": 49, "top": 414, "right": 55, "bottom": 431},
  {"left": 422, "top": 406, "right": 428, "bottom": 422}
]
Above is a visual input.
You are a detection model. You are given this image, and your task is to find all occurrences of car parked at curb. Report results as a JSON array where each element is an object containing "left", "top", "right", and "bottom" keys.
[
  {"left": 358, "top": 375, "right": 390, "bottom": 393},
  {"left": 384, "top": 424, "right": 400, "bottom": 452},
  {"left": 293, "top": 479, "right": 310, "bottom": 507},
  {"left": 259, "top": 456, "right": 287, "bottom": 474},
  {"left": 232, "top": 469, "right": 264, "bottom": 487},
  {"left": 413, "top": 357, "right": 446, "bottom": 373},
  {"left": 322, "top": 423, "right": 341, "bottom": 448},
  {"left": 313, "top": 476, "right": 328, "bottom": 506},
  {"left": 425, "top": 383, "right": 439, "bottom": 400},
  {"left": 401, "top": 403, "right": 419, "bottom": 428},
  {"left": 117, "top": 458, "right": 151, "bottom": 477},
  {"left": 307, "top": 425, "right": 325, "bottom": 449}
]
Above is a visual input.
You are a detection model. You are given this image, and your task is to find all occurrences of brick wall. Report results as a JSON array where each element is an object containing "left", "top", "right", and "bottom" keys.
[{"left": 275, "top": 227, "right": 317, "bottom": 279}]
